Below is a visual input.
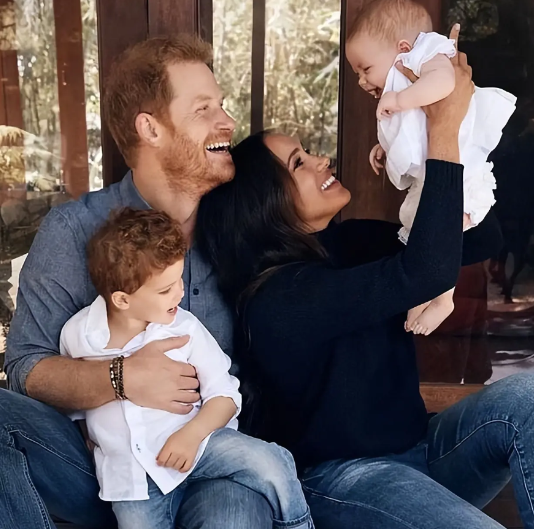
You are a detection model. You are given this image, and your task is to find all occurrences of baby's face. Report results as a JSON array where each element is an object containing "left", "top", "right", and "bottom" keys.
[{"left": 346, "top": 34, "right": 399, "bottom": 98}]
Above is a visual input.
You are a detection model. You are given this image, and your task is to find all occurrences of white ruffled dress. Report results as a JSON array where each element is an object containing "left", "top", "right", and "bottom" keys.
[{"left": 377, "top": 32, "right": 516, "bottom": 243}]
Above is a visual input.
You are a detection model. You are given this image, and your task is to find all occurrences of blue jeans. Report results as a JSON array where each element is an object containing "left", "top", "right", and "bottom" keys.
[
  {"left": 301, "top": 373, "right": 534, "bottom": 529},
  {"left": 113, "top": 428, "right": 312, "bottom": 529},
  {"left": 0, "top": 389, "right": 273, "bottom": 529}
]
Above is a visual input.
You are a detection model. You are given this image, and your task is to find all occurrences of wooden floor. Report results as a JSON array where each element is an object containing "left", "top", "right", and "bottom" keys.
[{"left": 484, "top": 483, "right": 523, "bottom": 528}]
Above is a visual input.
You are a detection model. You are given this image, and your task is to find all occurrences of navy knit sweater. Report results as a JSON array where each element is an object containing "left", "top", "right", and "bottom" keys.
[{"left": 243, "top": 160, "right": 502, "bottom": 470}]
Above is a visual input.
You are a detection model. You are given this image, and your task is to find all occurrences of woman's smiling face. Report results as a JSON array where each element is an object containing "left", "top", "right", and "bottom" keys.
[{"left": 263, "top": 134, "right": 351, "bottom": 232}]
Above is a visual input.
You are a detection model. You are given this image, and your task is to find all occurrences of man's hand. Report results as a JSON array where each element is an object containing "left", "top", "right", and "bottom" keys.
[
  {"left": 376, "top": 91, "right": 402, "bottom": 120},
  {"left": 123, "top": 336, "right": 200, "bottom": 414},
  {"left": 156, "top": 427, "right": 202, "bottom": 473},
  {"left": 369, "top": 143, "right": 385, "bottom": 175}
]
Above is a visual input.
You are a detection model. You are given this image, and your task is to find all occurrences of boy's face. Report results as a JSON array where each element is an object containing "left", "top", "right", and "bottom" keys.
[
  {"left": 125, "top": 259, "right": 185, "bottom": 325},
  {"left": 346, "top": 34, "right": 399, "bottom": 97}
]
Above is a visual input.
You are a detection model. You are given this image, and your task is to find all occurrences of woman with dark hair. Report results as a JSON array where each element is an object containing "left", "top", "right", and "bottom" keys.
[{"left": 196, "top": 53, "right": 534, "bottom": 529}]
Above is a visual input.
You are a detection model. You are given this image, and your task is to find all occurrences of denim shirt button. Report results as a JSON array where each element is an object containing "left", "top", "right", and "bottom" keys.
[{"left": 193, "top": 288, "right": 200, "bottom": 295}]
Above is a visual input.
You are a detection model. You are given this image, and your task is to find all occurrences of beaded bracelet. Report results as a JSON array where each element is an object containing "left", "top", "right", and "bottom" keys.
[{"left": 110, "top": 355, "right": 127, "bottom": 400}]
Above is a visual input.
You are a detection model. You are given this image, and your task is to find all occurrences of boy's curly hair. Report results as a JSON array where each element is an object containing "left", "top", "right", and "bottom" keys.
[{"left": 88, "top": 208, "right": 187, "bottom": 298}]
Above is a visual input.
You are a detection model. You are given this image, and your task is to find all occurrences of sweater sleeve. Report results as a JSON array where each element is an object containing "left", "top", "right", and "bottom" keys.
[
  {"left": 324, "top": 219, "right": 403, "bottom": 266},
  {"left": 332, "top": 209, "right": 502, "bottom": 268},
  {"left": 246, "top": 160, "right": 464, "bottom": 344}
]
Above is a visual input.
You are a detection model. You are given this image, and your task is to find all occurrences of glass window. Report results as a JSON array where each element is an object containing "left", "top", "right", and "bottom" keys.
[
  {"left": 213, "top": 0, "right": 253, "bottom": 143},
  {"left": 213, "top": 0, "right": 341, "bottom": 159},
  {"left": 0, "top": 0, "right": 100, "bottom": 383},
  {"left": 264, "top": 0, "right": 340, "bottom": 159},
  {"left": 417, "top": 0, "right": 534, "bottom": 385}
]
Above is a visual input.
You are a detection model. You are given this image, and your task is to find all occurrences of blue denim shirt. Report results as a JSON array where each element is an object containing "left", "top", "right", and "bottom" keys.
[{"left": 5, "top": 173, "right": 234, "bottom": 395}]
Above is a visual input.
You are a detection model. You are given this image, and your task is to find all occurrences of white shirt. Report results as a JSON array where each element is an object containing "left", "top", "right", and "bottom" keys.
[
  {"left": 60, "top": 296, "right": 241, "bottom": 501},
  {"left": 378, "top": 32, "right": 516, "bottom": 241}
]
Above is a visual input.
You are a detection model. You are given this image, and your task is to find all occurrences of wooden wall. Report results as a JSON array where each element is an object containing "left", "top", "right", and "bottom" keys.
[
  {"left": 53, "top": 0, "right": 89, "bottom": 198},
  {"left": 96, "top": 0, "right": 212, "bottom": 186},
  {"left": 338, "top": 0, "right": 442, "bottom": 222},
  {"left": 338, "top": 0, "right": 403, "bottom": 222}
]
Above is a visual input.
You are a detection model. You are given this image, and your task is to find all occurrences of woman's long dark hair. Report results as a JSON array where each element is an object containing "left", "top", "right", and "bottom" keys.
[
  {"left": 197, "top": 131, "right": 326, "bottom": 309},
  {"left": 196, "top": 131, "right": 327, "bottom": 433}
]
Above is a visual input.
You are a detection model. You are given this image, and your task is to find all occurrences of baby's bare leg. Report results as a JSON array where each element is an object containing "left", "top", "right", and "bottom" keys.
[
  {"left": 406, "top": 302, "right": 431, "bottom": 331},
  {"left": 463, "top": 213, "right": 472, "bottom": 230},
  {"left": 410, "top": 289, "right": 455, "bottom": 336}
]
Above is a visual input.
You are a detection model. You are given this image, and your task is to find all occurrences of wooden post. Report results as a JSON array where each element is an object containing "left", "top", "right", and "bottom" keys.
[
  {"left": 0, "top": 0, "right": 24, "bottom": 195},
  {"left": 148, "top": 0, "right": 198, "bottom": 37},
  {"left": 0, "top": 0, "right": 23, "bottom": 129},
  {"left": 96, "top": 0, "right": 213, "bottom": 185},
  {"left": 199, "top": 0, "right": 214, "bottom": 44},
  {"left": 96, "top": 0, "right": 147, "bottom": 186},
  {"left": 53, "top": 0, "right": 90, "bottom": 199},
  {"left": 338, "top": 0, "right": 404, "bottom": 222},
  {"left": 250, "top": 0, "right": 266, "bottom": 134}
]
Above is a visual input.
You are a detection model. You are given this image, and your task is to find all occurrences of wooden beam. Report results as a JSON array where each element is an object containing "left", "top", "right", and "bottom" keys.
[
  {"left": 0, "top": 50, "right": 22, "bottom": 128},
  {"left": 53, "top": 0, "right": 89, "bottom": 199},
  {"left": 420, "top": 383, "right": 483, "bottom": 413},
  {"left": 148, "top": 0, "right": 198, "bottom": 37},
  {"left": 336, "top": 0, "right": 347, "bottom": 198},
  {"left": 199, "top": 0, "right": 214, "bottom": 44},
  {"left": 96, "top": 0, "right": 148, "bottom": 186},
  {"left": 0, "top": 0, "right": 24, "bottom": 194},
  {"left": 339, "top": 0, "right": 404, "bottom": 222},
  {"left": 417, "top": 0, "right": 442, "bottom": 30},
  {"left": 0, "top": 54, "right": 5, "bottom": 125},
  {"left": 250, "top": 0, "right": 266, "bottom": 134},
  {"left": 0, "top": 0, "right": 23, "bottom": 129},
  {"left": 147, "top": 0, "right": 214, "bottom": 42}
]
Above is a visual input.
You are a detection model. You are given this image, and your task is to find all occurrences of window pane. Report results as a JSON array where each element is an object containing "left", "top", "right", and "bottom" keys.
[
  {"left": 264, "top": 0, "right": 340, "bottom": 158},
  {"left": 417, "top": 0, "right": 534, "bottom": 385},
  {"left": 0, "top": 0, "right": 100, "bottom": 383},
  {"left": 213, "top": 0, "right": 253, "bottom": 143}
]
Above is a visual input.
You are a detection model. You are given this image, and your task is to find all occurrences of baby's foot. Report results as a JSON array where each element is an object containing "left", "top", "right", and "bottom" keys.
[
  {"left": 406, "top": 302, "right": 430, "bottom": 332},
  {"left": 411, "top": 298, "right": 455, "bottom": 336}
]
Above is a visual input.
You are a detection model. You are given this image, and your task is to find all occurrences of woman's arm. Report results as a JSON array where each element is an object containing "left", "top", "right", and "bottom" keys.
[
  {"left": 334, "top": 209, "right": 502, "bottom": 267},
  {"left": 248, "top": 160, "right": 463, "bottom": 342},
  {"left": 247, "top": 46, "right": 474, "bottom": 344}
]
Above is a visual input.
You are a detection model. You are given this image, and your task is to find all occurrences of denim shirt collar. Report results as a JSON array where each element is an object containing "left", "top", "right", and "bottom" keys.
[{"left": 119, "top": 171, "right": 151, "bottom": 211}]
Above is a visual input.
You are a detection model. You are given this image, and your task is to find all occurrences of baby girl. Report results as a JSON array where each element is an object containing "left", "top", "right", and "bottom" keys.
[{"left": 346, "top": 0, "right": 516, "bottom": 335}]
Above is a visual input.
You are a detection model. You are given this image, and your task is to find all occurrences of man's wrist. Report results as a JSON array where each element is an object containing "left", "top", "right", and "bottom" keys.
[{"left": 110, "top": 355, "right": 127, "bottom": 400}]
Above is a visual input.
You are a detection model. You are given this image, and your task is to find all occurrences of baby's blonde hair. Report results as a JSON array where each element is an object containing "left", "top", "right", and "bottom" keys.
[{"left": 348, "top": 0, "right": 432, "bottom": 43}]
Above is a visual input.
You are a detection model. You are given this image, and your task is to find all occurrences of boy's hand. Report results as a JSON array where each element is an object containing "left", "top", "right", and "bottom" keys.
[
  {"left": 369, "top": 144, "right": 385, "bottom": 175},
  {"left": 156, "top": 428, "right": 202, "bottom": 473},
  {"left": 377, "top": 91, "right": 402, "bottom": 120},
  {"left": 77, "top": 419, "right": 98, "bottom": 452}
]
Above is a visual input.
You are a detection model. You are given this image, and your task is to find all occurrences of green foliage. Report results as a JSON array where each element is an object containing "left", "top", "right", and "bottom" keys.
[
  {"left": 3, "top": 0, "right": 339, "bottom": 193},
  {"left": 9, "top": 0, "right": 101, "bottom": 190},
  {"left": 214, "top": 0, "right": 340, "bottom": 157}
]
